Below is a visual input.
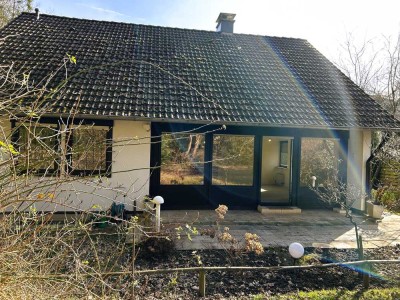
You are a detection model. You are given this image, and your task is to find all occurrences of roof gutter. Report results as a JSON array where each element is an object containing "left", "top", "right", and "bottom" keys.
[
  {"left": 6, "top": 112, "right": 400, "bottom": 132},
  {"left": 23, "top": 113, "right": 351, "bottom": 130},
  {"left": 365, "top": 131, "right": 394, "bottom": 194}
]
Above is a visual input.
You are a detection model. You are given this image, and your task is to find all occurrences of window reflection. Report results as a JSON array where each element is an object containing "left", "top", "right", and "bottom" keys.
[
  {"left": 161, "top": 133, "right": 204, "bottom": 185},
  {"left": 212, "top": 135, "right": 254, "bottom": 186},
  {"left": 300, "top": 138, "right": 339, "bottom": 187}
]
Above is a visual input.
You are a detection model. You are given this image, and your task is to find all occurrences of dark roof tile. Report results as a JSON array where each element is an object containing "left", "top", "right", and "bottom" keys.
[{"left": 0, "top": 13, "right": 399, "bottom": 129}]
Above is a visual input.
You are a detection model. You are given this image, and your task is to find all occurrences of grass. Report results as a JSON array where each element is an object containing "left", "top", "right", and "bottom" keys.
[
  {"left": 160, "top": 165, "right": 204, "bottom": 185},
  {"left": 260, "top": 288, "right": 400, "bottom": 300}
]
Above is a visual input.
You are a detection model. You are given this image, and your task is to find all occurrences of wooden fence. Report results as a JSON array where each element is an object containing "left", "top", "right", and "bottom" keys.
[{"left": 2, "top": 259, "right": 400, "bottom": 297}]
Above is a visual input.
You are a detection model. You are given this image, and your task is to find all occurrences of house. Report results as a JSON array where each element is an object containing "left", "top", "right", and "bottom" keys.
[{"left": 0, "top": 11, "right": 399, "bottom": 213}]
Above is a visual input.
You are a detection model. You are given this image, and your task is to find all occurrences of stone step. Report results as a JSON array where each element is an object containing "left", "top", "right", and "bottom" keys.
[{"left": 257, "top": 205, "right": 302, "bottom": 215}]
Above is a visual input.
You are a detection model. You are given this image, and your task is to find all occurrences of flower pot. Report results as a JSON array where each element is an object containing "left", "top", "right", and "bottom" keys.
[{"left": 367, "top": 201, "right": 384, "bottom": 219}]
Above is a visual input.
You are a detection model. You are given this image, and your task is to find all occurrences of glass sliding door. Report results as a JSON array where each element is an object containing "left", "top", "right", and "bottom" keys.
[
  {"left": 212, "top": 135, "right": 254, "bottom": 186},
  {"left": 297, "top": 137, "right": 340, "bottom": 208},
  {"left": 160, "top": 133, "right": 205, "bottom": 185},
  {"left": 210, "top": 134, "right": 258, "bottom": 209},
  {"left": 300, "top": 138, "right": 340, "bottom": 188},
  {"left": 157, "top": 132, "right": 209, "bottom": 209}
]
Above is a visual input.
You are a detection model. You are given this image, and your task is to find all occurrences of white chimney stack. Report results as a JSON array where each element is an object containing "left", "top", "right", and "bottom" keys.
[{"left": 216, "top": 13, "right": 236, "bottom": 34}]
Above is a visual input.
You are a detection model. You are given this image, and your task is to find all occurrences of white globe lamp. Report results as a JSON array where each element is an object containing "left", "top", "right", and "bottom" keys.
[
  {"left": 152, "top": 196, "right": 164, "bottom": 205},
  {"left": 289, "top": 242, "right": 304, "bottom": 259}
]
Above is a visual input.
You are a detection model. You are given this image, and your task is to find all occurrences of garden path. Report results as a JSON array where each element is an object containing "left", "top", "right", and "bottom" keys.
[{"left": 161, "top": 209, "right": 400, "bottom": 250}]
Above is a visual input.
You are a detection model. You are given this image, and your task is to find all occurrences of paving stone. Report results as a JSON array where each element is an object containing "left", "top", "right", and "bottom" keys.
[{"left": 163, "top": 209, "right": 400, "bottom": 250}]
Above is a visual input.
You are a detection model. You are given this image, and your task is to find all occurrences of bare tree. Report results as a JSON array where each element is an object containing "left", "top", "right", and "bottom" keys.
[
  {"left": 0, "top": 0, "right": 33, "bottom": 28},
  {"left": 337, "top": 32, "right": 383, "bottom": 95},
  {"left": 337, "top": 31, "right": 400, "bottom": 196},
  {"left": 381, "top": 34, "right": 400, "bottom": 117},
  {"left": 337, "top": 32, "right": 400, "bottom": 118}
]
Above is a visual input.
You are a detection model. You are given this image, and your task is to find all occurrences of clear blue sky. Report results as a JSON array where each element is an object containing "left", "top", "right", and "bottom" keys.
[{"left": 37, "top": 0, "right": 400, "bottom": 60}]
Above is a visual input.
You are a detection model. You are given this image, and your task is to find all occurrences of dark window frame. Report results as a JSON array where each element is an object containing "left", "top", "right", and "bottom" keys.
[
  {"left": 66, "top": 125, "right": 113, "bottom": 177},
  {"left": 12, "top": 118, "right": 113, "bottom": 177},
  {"left": 13, "top": 122, "right": 60, "bottom": 176}
]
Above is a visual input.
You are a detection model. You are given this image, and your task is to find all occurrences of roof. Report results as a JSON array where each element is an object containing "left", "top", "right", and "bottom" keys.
[{"left": 0, "top": 12, "right": 399, "bottom": 130}]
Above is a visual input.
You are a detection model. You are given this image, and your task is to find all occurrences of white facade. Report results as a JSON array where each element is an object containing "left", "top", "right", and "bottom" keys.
[
  {"left": 0, "top": 116, "right": 374, "bottom": 212},
  {"left": 1, "top": 119, "right": 151, "bottom": 212},
  {"left": 347, "top": 129, "right": 372, "bottom": 211}
]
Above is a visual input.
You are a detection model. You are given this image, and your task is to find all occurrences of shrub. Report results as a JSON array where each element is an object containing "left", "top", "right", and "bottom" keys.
[
  {"left": 372, "top": 186, "right": 400, "bottom": 212},
  {"left": 139, "top": 234, "right": 175, "bottom": 258}
]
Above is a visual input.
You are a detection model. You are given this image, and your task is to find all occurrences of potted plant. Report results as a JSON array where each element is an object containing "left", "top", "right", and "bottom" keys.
[{"left": 367, "top": 187, "right": 386, "bottom": 219}]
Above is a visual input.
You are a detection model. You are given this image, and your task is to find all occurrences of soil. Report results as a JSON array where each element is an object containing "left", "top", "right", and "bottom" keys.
[{"left": 131, "top": 244, "right": 400, "bottom": 299}]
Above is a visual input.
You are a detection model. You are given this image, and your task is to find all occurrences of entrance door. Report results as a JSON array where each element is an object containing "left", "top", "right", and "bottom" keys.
[{"left": 260, "top": 136, "right": 293, "bottom": 205}]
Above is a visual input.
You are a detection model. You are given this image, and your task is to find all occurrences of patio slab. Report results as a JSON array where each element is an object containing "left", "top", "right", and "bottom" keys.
[{"left": 161, "top": 209, "right": 400, "bottom": 250}]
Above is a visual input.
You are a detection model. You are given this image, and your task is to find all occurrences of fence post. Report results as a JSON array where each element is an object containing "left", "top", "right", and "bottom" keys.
[
  {"left": 357, "top": 235, "right": 370, "bottom": 288},
  {"left": 358, "top": 235, "right": 364, "bottom": 260},
  {"left": 199, "top": 269, "right": 206, "bottom": 297},
  {"left": 363, "top": 262, "right": 370, "bottom": 289}
]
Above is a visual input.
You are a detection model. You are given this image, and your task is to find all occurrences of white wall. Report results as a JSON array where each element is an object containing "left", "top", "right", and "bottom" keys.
[
  {"left": 0, "top": 117, "right": 12, "bottom": 163},
  {"left": 2, "top": 119, "right": 151, "bottom": 212},
  {"left": 111, "top": 120, "right": 151, "bottom": 210},
  {"left": 347, "top": 129, "right": 372, "bottom": 211},
  {"left": 0, "top": 117, "right": 11, "bottom": 138}
]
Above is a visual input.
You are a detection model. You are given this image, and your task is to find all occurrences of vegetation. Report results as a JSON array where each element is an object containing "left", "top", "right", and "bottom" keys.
[
  {"left": 0, "top": 0, "right": 33, "bottom": 28},
  {"left": 312, "top": 165, "right": 367, "bottom": 259},
  {"left": 269, "top": 288, "right": 400, "bottom": 300},
  {"left": 161, "top": 132, "right": 205, "bottom": 185},
  {"left": 300, "top": 138, "right": 339, "bottom": 188},
  {"left": 337, "top": 31, "right": 400, "bottom": 210},
  {"left": 372, "top": 186, "right": 400, "bottom": 212},
  {"left": 0, "top": 47, "right": 161, "bottom": 298}
]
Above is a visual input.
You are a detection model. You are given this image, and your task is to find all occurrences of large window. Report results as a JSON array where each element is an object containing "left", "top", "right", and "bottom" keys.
[
  {"left": 160, "top": 133, "right": 205, "bottom": 185},
  {"left": 68, "top": 126, "right": 110, "bottom": 175},
  {"left": 212, "top": 135, "right": 254, "bottom": 186},
  {"left": 18, "top": 125, "right": 58, "bottom": 173},
  {"left": 300, "top": 138, "right": 339, "bottom": 187},
  {"left": 15, "top": 122, "right": 112, "bottom": 176}
]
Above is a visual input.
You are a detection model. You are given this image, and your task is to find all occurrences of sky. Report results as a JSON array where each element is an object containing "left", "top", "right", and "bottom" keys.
[{"left": 36, "top": 0, "right": 400, "bottom": 61}]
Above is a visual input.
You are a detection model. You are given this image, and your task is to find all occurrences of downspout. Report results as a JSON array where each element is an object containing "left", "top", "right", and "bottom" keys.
[{"left": 365, "top": 131, "right": 391, "bottom": 194}]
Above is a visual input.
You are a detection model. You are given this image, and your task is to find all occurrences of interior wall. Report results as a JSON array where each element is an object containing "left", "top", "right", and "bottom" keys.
[
  {"left": 262, "top": 138, "right": 279, "bottom": 185},
  {"left": 261, "top": 137, "right": 292, "bottom": 188}
]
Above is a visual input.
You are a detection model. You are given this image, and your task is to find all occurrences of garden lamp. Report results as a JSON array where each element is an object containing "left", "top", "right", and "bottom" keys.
[
  {"left": 311, "top": 176, "right": 317, "bottom": 188},
  {"left": 289, "top": 242, "right": 304, "bottom": 265},
  {"left": 152, "top": 196, "right": 164, "bottom": 232}
]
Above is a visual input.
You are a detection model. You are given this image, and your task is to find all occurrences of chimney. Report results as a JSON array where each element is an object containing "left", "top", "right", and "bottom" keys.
[
  {"left": 35, "top": 8, "right": 40, "bottom": 20},
  {"left": 216, "top": 13, "right": 236, "bottom": 34}
]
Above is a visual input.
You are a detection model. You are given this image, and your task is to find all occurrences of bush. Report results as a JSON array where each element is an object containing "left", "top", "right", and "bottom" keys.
[
  {"left": 139, "top": 234, "right": 175, "bottom": 258},
  {"left": 372, "top": 186, "right": 400, "bottom": 212}
]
